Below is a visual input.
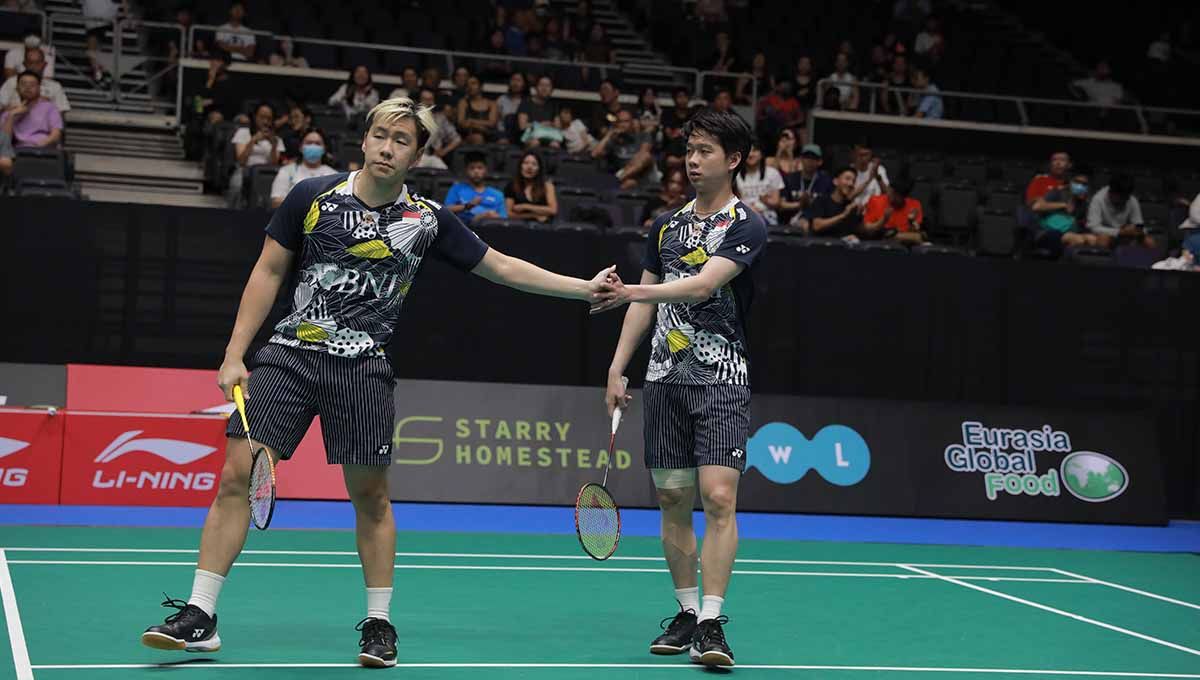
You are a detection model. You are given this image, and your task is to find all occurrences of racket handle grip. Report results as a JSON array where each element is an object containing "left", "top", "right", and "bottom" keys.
[
  {"left": 232, "top": 384, "right": 251, "bottom": 434},
  {"left": 612, "top": 376, "right": 629, "bottom": 433}
]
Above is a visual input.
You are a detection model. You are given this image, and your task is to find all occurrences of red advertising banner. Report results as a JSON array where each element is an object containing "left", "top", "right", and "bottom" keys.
[
  {"left": 0, "top": 408, "right": 65, "bottom": 504},
  {"left": 65, "top": 364, "right": 347, "bottom": 501},
  {"left": 60, "top": 412, "right": 228, "bottom": 506}
]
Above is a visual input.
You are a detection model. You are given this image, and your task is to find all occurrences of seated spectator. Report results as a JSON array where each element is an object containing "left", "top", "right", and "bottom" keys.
[
  {"left": 738, "top": 143, "right": 785, "bottom": 225},
  {"left": 388, "top": 67, "right": 421, "bottom": 101},
  {"left": 792, "top": 55, "right": 817, "bottom": 112},
  {"left": 556, "top": 104, "right": 594, "bottom": 154},
  {"left": 517, "top": 75, "right": 560, "bottom": 148},
  {"left": 850, "top": 139, "right": 889, "bottom": 206},
  {"left": 914, "top": 15, "right": 945, "bottom": 59},
  {"left": 879, "top": 54, "right": 910, "bottom": 115},
  {"left": 828, "top": 52, "right": 860, "bottom": 111},
  {"left": 450, "top": 67, "right": 471, "bottom": 105},
  {"left": 279, "top": 105, "right": 312, "bottom": 160},
  {"left": 457, "top": 75, "right": 500, "bottom": 145},
  {"left": 863, "top": 178, "right": 925, "bottom": 244},
  {"left": 636, "top": 87, "right": 661, "bottom": 137},
  {"left": 660, "top": 88, "right": 693, "bottom": 170},
  {"left": 497, "top": 72, "right": 527, "bottom": 142},
  {"left": 479, "top": 29, "right": 513, "bottom": 82},
  {"left": 1071, "top": 60, "right": 1125, "bottom": 107},
  {"left": 580, "top": 23, "right": 615, "bottom": 64},
  {"left": 1, "top": 71, "right": 64, "bottom": 149},
  {"left": 328, "top": 65, "right": 380, "bottom": 122},
  {"left": 414, "top": 88, "right": 462, "bottom": 170},
  {"left": 706, "top": 31, "right": 738, "bottom": 73},
  {"left": 445, "top": 151, "right": 507, "bottom": 225},
  {"left": 270, "top": 128, "right": 337, "bottom": 208},
  {"left": 737, "top": 51, "right": 773, "bottom": 105},
  {"left": 591, "top": 108, "right": 656, "bottom": 190},
  {"left": 590, "top": 79, "right": 626, "bottom": 139},
  {"left": 1087, "top": 174, "right": 1154, "bottom": 249},
  {"left": 196, "top": 54, "right": 238, "bottom": 125},
  {"left": 642, "top": 167, "right": 690, "bottom": 227},
  {"left": 421, "top": 66, "right": 444, "bottom": 92},
  {"left": 863, "top": 44, "right": 891, "bottom": 85},
  {"left": 4, "top": 34, "right": 55, "bottom": 81},
  {"left": 711, "top": 87, "right": 734, "bottom": 114},
  {"left": 229, "top": 102, "right": 284, "bottom": 203},
  {"left": 1178, "top": 191, "right": 1200, "bottom": 259},
  {"left": 766, "top": 128, "right": 800, "bottom": 175},
  {"left": 543, "top": 16, "right": 578, "bottom": 61},
  {"left": 779, "top": 143, "right": 833, "bottom": 229},
  {"left": 810, "top": 166, "right": 865, "bottom": 238},
  {"left": 910, "top": 68, "right": 943, "bottom": 119},
  {"left": 0, "top": 47, "right": 70, "bottom": 114},
  {"left": 504, "top": 151, "right": 558, "bottom": 223},
  {"left": 1026, "top": 151, "right": 1073, "bottom": 210},
  {"left": 0, "top": 129, "right": 13, "bottom": 177},
  {"left": 215, "top": 1, "right": 256, "bottom": 62},
  {"left": 756, "top": 80, "right": 803, "bottom": 150},
  {"left": 268, "top": 37, "right": 308, "bottom": 68},
  {"left": 1032, "top": 171, "right": 1096, "bottom": 253},
  {"left": 82, "top": 0, "right": 122, "bottom": 84}
]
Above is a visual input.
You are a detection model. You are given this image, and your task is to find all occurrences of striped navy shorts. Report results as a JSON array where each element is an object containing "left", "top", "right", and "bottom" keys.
[
  {"left": 225, "top": 343, "right": 396, "bottom": 466},
  {"left": 643, "top": 382, "right": 751, "bottom": 473}
]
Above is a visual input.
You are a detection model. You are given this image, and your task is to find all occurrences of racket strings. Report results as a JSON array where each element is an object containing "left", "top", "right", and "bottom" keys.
[
  {"left": 248, "top": 452, "right": 274, "bottom": 526},
  {"left": 576, "top": 484, "right": 619, "bottom": 557}
]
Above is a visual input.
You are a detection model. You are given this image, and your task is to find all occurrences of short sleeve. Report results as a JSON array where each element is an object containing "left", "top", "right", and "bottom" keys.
[
  {"left": 767, "top": 167, "right": 785, "bottom": 191},
  {"left": 265, "top": 176, "right": 325, "bottom": 251},
  {"left": 863, "top": 195, "right": 886, "bottom": 223},
  {"left": 46, "top": 103, "right": 63, "bottom": 130},
  {"left": 270, "top": 165, "right": 291, "bottom": 199},
  {"left": 444, "top": 182, "right": 465, "bottom": 205},
  {"left": 231, "top": 127, "right": 250, "bottom": 146},
  {"left": 432, "top": 207, "right": 490, "bottom": 272},
  {"left": 641, "top": 213, "right": 670, "bottom": 276},
  {"left": 492, "top": 189, "right": 509, "bottom": 218},
  {"left": 713, "top": 207, "right": 767, "bottom": 268}
]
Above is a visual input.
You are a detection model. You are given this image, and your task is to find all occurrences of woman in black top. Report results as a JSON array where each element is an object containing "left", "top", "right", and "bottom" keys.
[
  {"left": 457, "top": 75, "right": 500, "bottom": 145},
  {"left": 504, "top": 152, "right": 558, "bottom": 223}
]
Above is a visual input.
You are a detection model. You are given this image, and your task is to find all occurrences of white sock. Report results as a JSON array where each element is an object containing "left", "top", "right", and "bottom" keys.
[
  {"left": 366, "top": 587, "right": 392, "bottom": 622},
  {"left": 674, "top": 587, "right": 699, "bottom": 615},
  {"left": 698, "top": 595, "right": 724, "bottom": 622},
  {"left": 187, "top": 569, "right": 225, "bottom": 618}
]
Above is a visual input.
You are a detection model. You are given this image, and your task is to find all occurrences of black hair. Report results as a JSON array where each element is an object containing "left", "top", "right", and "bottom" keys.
[
  {"left": 681, "top": 107, "right": 753, "bottom": 182},
  {"left": 890, "top": 176, "right": 913, "bottom": 197},
  {"left": 464, "top": 151, "right": 488, "bottom": 167},
  {"left": 295, "top": 127, "right": 331, "bottom": 166},
  {"left": 834, "top": 165, "right": 857, "bottom": 178},
  {"left": 1109, "top": 173, "right": 1134, "bottom": 196},
  {"left": 17, "top": 69, "right": 41, "bottom": 83}
]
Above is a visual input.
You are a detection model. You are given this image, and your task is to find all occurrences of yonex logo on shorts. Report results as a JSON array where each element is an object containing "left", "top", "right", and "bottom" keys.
[{"left": 729, "top": 447, "right": 744, "bottom": 459}]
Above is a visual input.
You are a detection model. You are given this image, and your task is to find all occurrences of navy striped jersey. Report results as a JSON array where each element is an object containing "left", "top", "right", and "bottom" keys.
[{"left": 265, "top": 171, "right": 489, "bottom": 358}]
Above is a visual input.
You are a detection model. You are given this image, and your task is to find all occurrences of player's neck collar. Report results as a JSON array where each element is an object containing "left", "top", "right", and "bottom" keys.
[
  {"left": 347, "top": 170, "right": 411, "bottom": 207},
  {"left": 687, "top": 193, "right": 738, "bottom": 221}
]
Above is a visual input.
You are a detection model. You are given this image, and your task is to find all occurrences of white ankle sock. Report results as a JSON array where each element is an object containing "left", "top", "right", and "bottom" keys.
[
  {"left": 674, "top": 587, "right": 699, "bottom": 615},
  {"left": 187, "top": 569, "right": 225, "bottom": 618},
  {"left": 698, "top": 595, "right": 724, "bottom": 622},
  {"left": 366, "top": 587, "right": 392, "bottom": 622}
]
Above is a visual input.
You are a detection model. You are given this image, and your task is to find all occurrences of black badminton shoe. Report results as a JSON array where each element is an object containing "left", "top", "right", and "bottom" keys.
[
  {"left": 650, "top": 605, "right": 698, "bottom": 654},
  {"left": 356, "top": 617, "right": 398, "bottom": 668},
  {"left": 141, "top": 594, "right": 221, "bottom": 652},
  {"left": 690, "top": 615, "right": 734, "bottom": 667}
]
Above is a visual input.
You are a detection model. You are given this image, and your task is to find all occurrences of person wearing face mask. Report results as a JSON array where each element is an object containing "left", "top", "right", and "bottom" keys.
[
  {"left": 270, "top": 128, "right": 337, "bottom": 209},
  {"left": 1032, "top": 172, "right": 1097, "bottom": 255}
]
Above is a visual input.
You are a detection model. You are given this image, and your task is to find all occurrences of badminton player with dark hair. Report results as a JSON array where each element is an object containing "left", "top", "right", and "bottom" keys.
[
  {"left": 595, "top": 108, "right": 766, "bottom": 668},
  {"left": 140, "top": 97, "right": 622, "bottom": 667}
]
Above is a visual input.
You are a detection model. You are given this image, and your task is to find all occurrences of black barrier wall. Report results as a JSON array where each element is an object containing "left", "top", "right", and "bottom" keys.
[{"left": 2, "top": 198, "right": 1197, "bottom": 518}]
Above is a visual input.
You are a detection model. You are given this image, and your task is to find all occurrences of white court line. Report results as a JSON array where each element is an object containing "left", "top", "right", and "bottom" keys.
[
  {"left": 0, "top": 547, "right": 1063, "bottom": 572},
  {"left": 1049, "top": 567, "right": 1200, "bottom": 612},
  {"left": 23, "top": 662, "right": 1200, "bottom": 677},
  {"left": 2, "top": 559, "right": 1088, "bottom": 583},
  {"left": 0, "top": 550, "right": 34, "bottom": 680},
  {"left": 899, "top": 564, "right": 1200, "bottom": 659}
]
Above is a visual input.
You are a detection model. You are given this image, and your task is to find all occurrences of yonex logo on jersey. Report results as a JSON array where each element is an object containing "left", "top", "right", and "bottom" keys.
[
  {"left": 735, "top": 244, "right": 750, "bottom": 254},
  {"left": 0, "top": 436, "right": 30, "bottom": 459},
  {"left": 321, "top": 202, "right": 337, "bottom": 212}
]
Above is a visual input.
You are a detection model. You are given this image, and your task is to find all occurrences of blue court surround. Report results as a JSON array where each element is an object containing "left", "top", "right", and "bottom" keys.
[{"left": 0, "top": 501, "right": 1196, "bottom": 553}]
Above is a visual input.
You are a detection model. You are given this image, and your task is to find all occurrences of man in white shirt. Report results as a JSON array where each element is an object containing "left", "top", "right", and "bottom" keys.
[
  {"left": 827, "top": 52, "right": 859, "bottom": 111},
  {"left": 216, "top": 1, "right": 256, "bottom": 62},
  {"left": 1071, "top": 60, "right": 1125, "bottom": 107},
  {"left": 849, "top": 140, "right": 888, "bottom": 207},
  {"left": 4, "top": 35, "right": 54, "bottom": 80},
  {"left": 1179, "top": 192, "right": 1200, "bottom": 259},
  {"left": 0, "top": 47, "right": 70, "bottom": 114},
  {"left": 1086, "top": 174, "right": 1153, "bottom": 249}
]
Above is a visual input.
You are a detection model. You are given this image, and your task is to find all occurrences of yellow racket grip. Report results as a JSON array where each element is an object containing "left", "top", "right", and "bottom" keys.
[{"left": 232, "top": 384, "right": 251, "bottom": 434}]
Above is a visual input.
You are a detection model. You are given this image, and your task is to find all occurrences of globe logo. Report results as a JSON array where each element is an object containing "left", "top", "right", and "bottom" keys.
[{"left": 1060, "top": 451, "right": 1128, "bottom": 503}]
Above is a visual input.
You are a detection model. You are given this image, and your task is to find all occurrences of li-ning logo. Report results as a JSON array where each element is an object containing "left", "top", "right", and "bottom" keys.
[
  {"left": 91, "top": 430, "right": 218, "bottom": 491},
  {"left": 95, "top": 430, "right": 217, "bottom": 465},
  {"left": 0, "top": 436, "right": 31, "bottom": 488}
]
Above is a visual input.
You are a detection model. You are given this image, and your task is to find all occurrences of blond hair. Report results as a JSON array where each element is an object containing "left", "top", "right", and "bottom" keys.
[{"left": 365, "top": 96, "right": 437, "bottom": 150}]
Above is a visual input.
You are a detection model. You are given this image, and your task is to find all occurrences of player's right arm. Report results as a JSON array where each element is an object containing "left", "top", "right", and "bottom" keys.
[
  {"left": 605, "top": 269, "right": 659, "bottom": 417},
  {"left": 218, "top": 178, "right": 318, "bottom": 399},
  {"left": 219, "top": 236, "right": 294, "bottom": 399}
]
